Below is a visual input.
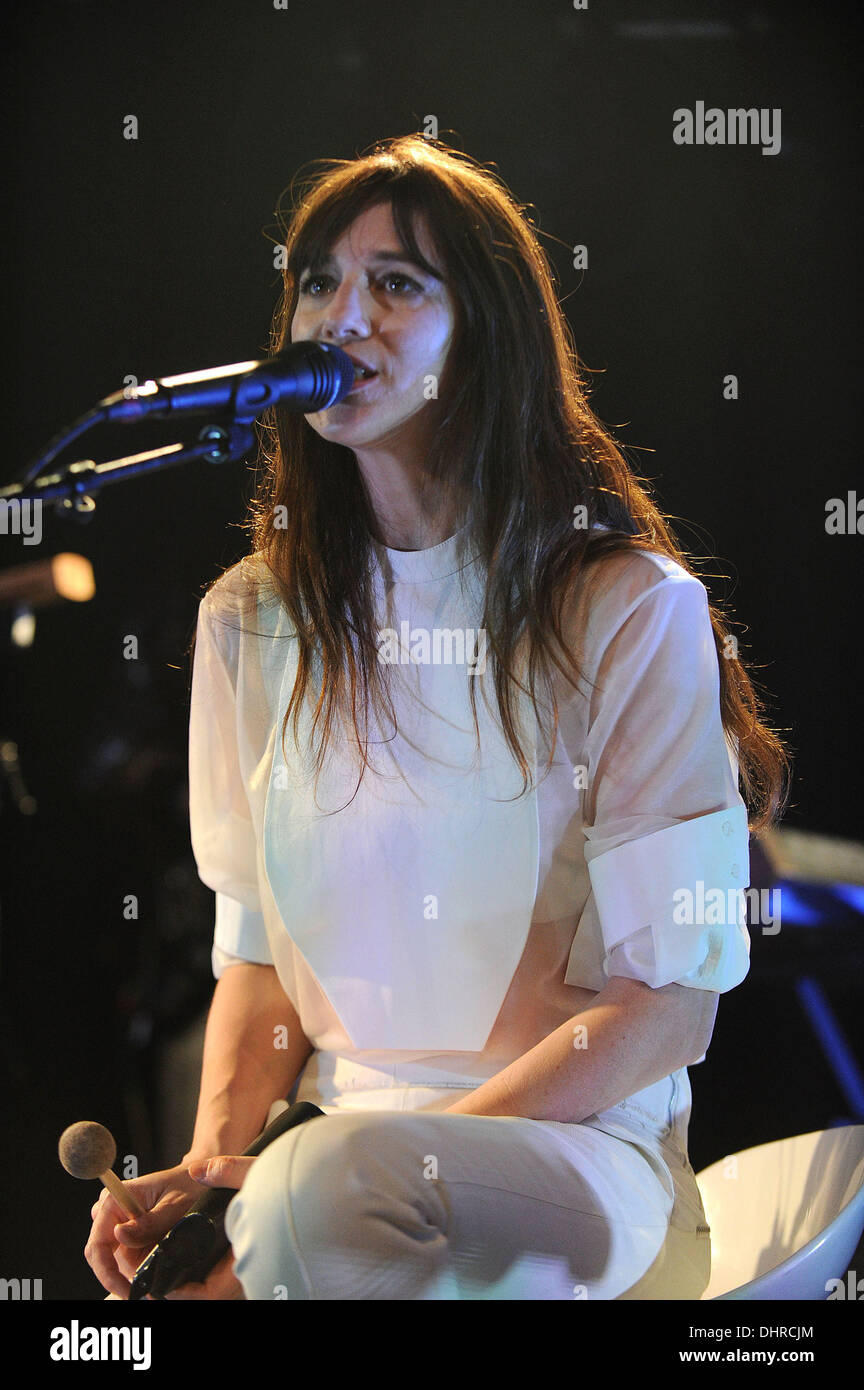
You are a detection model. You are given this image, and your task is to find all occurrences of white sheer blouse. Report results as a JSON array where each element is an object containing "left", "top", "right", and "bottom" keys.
[{"left": 188, "top": 524, "right": 751, "bottom": 1096}]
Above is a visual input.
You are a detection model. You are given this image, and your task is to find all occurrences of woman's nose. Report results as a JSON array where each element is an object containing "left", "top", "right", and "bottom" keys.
[{"left": 319, "top": 278, "right": 371, "bottom": 339}]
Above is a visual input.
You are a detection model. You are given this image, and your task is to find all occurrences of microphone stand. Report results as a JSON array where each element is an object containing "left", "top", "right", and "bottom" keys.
[
  {"left": 0, "top": 420, "right": 257, "bottom": 517},
  {"left": 2, "top": 342, "right": 354, "bottom": 515}
]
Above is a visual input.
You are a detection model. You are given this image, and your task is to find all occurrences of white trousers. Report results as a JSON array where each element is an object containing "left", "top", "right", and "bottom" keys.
[{"left": 224, "top": 1106, "right": 711, "bottom": 1300}]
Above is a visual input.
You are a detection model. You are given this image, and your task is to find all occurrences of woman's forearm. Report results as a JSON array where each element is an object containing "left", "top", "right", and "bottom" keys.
[
  {"left": 443, "top": 977, "right": 718, "bottom": 1123},
  {"left": 182, "top": 962, "right": 314, "bottom": 1162}
]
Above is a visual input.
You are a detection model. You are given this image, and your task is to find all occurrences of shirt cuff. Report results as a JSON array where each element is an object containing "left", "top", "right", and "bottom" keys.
[
  {"left": 586, "top": 805, "right": 751, "bottom": 992},
  {"left": 212, "top": 891, "right": 273, "bottom": 971}
]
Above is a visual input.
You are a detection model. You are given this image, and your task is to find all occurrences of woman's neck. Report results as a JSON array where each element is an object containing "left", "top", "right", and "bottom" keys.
[{"left": 356, "top": 447, "right": 468, "bottom": 551}]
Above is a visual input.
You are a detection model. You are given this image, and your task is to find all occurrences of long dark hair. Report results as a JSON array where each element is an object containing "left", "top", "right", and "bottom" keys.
[{"left": 220, "top": 134, "right": 790, "bottom": 833}]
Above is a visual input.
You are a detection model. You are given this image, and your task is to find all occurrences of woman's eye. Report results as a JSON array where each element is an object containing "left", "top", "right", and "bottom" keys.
[
  {"left": 380, "top": 272, "right": 422, "bottom": 295},
  {"left": 298, "top": 271, "right": 422, "bottom": 297},
  {"left": 298, "top": 274, "right": 331, "bottom": 296}
]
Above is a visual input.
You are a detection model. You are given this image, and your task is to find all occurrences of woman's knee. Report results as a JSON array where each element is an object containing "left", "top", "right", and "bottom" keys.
[
  {"left": 233, "top": 1110, "right": 438, "bottom": 1235},
  {"left": 227, "top": 1111, "right": 450, "bottom": 1299}
]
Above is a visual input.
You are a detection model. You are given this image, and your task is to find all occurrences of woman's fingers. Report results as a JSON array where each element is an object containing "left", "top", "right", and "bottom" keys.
[
  {"left": 152, "top": 1160, "right": 258, "bottom": 1302},
  {"left": 112, "top": 1205, "right": 177, "bottom": 1248},
  {"left": 114, "top": 1238, "right": 157, "bottom": 1284},
  {"left": 85, "top": 1191, "right": 135, "bottom": 1298},
  {"left": 84, "top": 1171, "right": 201, "bottom": 1297},
  {"left": 186, "top": 1155, "right": 257, "bottom": 1191},
  {"left": 84, "top": 1229, "right": 133, "bottom": 1299},
  {"left": 83, "top": 1162, "right": 249, "bottom": 1298}
]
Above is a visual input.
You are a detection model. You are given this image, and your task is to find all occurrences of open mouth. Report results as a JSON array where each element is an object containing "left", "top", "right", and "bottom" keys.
[{"left": 347, "top": 367, "right": 378, "bottom": 392}]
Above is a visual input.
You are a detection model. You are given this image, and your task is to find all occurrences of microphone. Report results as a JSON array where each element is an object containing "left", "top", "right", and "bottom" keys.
[{"left": 99, "top": 341, "right": 357, "bottom": 423}]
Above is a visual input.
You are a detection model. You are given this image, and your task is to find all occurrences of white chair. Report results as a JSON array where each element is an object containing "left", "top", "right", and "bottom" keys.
[
  {"left": 695, "top": 1125, "right": 864, "bottom": 1299},
  {"left": 266, "top": 1099, "right": 292, "bottom": 1125}
]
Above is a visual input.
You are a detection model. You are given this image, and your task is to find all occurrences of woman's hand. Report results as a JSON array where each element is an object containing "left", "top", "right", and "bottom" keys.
[
  {"left": 162, "top": 1156, "right": 257, "bottom": 1301},
  {"left": 85, "top": 1163, "right": 209, "bottom": 1299},
  {"left": 87, "top": 1155, "right": 258, "bottom": 1300}
]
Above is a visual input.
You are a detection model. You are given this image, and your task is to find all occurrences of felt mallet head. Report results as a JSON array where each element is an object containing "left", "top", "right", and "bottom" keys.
[{"left": 58, "top": 1121, "right": 144, "bottom": 1217}]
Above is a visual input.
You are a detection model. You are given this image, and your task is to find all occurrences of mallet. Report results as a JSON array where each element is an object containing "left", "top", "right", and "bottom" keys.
[{"left": 58, "top": 1121, "right": 145, "bottom": 1218}]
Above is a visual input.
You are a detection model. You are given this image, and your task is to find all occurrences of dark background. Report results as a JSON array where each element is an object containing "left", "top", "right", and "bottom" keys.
[{"left": 1, "top": 0, "right": 861, "bottom": 1302}]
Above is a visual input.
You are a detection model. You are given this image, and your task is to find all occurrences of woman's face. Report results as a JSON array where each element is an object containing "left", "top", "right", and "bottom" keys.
[{"left": 290, "top": 202, "right": 457, "bottom": 459}]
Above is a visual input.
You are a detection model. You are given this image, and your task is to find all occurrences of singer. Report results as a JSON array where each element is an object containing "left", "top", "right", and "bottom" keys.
[{"left": 85, "top": 134, "right": 789, "bottom": 1300}]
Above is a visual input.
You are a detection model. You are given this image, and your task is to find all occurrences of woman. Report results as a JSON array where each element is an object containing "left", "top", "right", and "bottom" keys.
[{"left": 86, "top": 134, "right": 789, "bottom": 1300}]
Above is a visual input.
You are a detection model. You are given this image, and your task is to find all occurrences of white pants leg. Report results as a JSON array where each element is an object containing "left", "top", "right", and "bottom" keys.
[{"left": 224, "top": 1109, "right": 710, "bottom": 1300}]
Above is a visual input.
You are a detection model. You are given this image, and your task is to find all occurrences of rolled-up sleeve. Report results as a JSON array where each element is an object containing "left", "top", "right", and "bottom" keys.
[
  {"left": 579, "top": 560, "right": 751, "bottom": 993},
  {"left": 189, "top": 592, "right": 273, "bottom": 975}
]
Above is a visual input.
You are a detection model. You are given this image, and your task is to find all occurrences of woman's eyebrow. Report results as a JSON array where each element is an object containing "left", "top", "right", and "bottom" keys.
[{"left": 304, "top": 248, "right": 444, "bottom": 281}]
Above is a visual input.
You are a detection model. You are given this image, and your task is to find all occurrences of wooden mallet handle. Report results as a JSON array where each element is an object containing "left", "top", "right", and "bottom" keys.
[{"left": 98, "top": 1166, "right": 145, "bottom": 1218}]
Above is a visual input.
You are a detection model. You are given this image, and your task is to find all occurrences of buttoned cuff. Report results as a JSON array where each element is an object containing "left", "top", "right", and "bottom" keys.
[
  {"left": 212, "top": 891, "right": 273, "bottom": 975},
  {"left": 586, "top": 805, "right": 751, "bottom": 992}
]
